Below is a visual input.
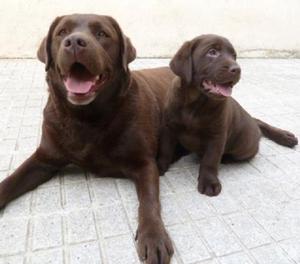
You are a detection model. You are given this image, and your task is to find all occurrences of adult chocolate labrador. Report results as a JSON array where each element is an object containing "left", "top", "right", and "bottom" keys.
[
  {"left": 158, "top": 34, "right": 298, "bottom": 196},
  {"left": 0, "top": 14, "right": 174, "bottom": 264}
]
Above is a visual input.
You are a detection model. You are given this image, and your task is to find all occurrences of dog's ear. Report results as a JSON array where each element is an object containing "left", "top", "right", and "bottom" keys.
[
  {"left": 170, "top": 41, "right": 194, "bottom": 85},
  {"left": 107, "top": 16, "right": 136, "bottom": 72},
  {"left": 37, "top": 16, "right": 64, "bottom": 71}
]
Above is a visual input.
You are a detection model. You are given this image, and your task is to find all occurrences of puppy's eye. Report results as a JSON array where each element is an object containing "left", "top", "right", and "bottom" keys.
[
  {"left": 96, "top": 31, "right": 108, "bottom": 39},
  {"left": 58, "top": 29, "right": 67, "bottom": 37},
  {"left": 207, "top": 49, "right": 220, "bottom": 57}
]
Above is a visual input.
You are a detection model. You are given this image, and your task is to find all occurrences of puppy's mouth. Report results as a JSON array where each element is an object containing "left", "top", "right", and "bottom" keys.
[
  {"left": 63, "top": 63, "right": 109, "bottom": 105},
  {"left": 202, "top": 80, "right": 233, "bottom": 97}
]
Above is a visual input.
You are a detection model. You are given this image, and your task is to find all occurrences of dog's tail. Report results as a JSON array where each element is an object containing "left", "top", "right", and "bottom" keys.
[{"left": 254, "top": 118, "right": 298, "bottom": 148}]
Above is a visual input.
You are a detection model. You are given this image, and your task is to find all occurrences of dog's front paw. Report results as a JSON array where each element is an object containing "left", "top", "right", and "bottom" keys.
[
  {"left": 198, "top": 174, "right": 222, "bottom": 196},
  {"left": 136, "top": 222, "right": 174, "bottom": 264}
]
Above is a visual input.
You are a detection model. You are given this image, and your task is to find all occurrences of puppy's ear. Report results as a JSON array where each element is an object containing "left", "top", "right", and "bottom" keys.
[
  {"left": 170, "top": 41, "right": 194, "bottom": 84},
  {"left": 107, "top": 16, "right": 136, "bottom": 72},
  {"left": 37, "top": 16, "right": 63, "bottom": 71}
]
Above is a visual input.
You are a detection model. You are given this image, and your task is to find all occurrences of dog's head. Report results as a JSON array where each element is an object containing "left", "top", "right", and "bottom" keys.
[
  {"left": 37, "top": 14, "right": 136, "bottom": 105},
  {"left": 170, "top": 34, "right": 241, "bottom": 98}
]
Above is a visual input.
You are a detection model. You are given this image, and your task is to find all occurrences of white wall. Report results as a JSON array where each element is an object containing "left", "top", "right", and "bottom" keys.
[{"left": 0, "top": 0, "right": 300, "bottom": 58}]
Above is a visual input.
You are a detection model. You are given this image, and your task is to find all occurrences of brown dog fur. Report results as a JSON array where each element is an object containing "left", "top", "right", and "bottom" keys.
[
  {"left": 158, "top": 34, "right": 298, "bottom": 196},
  {"left": 0, "top": 14, "right": 175, "bottom": 264}
]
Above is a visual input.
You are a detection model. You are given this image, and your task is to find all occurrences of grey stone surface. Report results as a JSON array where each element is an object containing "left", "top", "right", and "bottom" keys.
[{"left": 0, "top": 58, "right": 299, "bottom": 263}]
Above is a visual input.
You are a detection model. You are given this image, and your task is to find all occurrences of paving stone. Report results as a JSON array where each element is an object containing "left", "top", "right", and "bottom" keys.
[
  {"left": 62, "top": 166, "right": 86, "bottom": 185},
  {"left": 3, "top": 192, "right": 31, "bottom": 218},
  {"left": 32, "top": 214, "right": 63, "bottom": 250},
  {"left": 0, "top": 154, "right": 12, "bottom": 171},
  {"left": 32, "top": 186, "right": 62, "bottom": 214},
  {"left": 168, "top": 223, "right": 210, "bottom": 263},
  {"left": 250, "top": 201, "right": 300, "bottom": 241},
  {"left": 104, "top": 234, "right": 138, "bottom": 264},
  {"left": 197, "top": 217, "right": 242, "bottom": 257},
  {"left": 251, "top": 244, "right": 293, "bottom": 264},
  {"left": 68, "top": 241, "right": 102, "bottom": 264},
  {"left": 218, "top": 252, "right": 254, "bottom": 264},
  {"left": 176, "top": 191, "right": 215, "bottom": 220},
  {"left": 65, "top": 209, "right": 97, "bottom": 243},
  {"left": 0, "top": 218, "right": 28, "bottom": 255},
  {"left": 280, "top": 238, "right": 300, "bottom": 263},
  {"left": 95, "top": 204, "right": 130, "bottom": 238},
  {"left": 30, "top": 248, "right": 63, "bottom": 264},
  {"left": 116, "top": 179, "right": 137, "bottom": 202},
  {"left": 63, "top": 182, "right": 91, "bottom": 209},
  {"left": 224, "top": 212, "right": 272, "bottom": 248},
  {"left": 0, "top": 255, "right": 24, "bottom": 264},
  {"left": 165, "top": 169, "right": 196, "bottom": 193},
  {"left": 89, "top": 177, "right": 121, "bottom": 207},
  {"left": 206, "top": 189, "right": 241, "bottom": 215}
]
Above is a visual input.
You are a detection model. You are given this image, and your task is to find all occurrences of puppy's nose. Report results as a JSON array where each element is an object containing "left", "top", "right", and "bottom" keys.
[
  {"left": 229, "top": 65, "right": 241, "bottom": 75},
  {"left": 63, "top": 36, "right": 87, "bottom": 50}
]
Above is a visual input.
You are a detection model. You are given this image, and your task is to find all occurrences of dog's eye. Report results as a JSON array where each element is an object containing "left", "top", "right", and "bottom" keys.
[
  {"left": 96, "top": 31, "right": 108, "bottom": 39},
  {"left": 58, "top": 29, "right": 67, "bottom": 37},
  {"left": 207, "top": 49, "right": 220, "bottom": 57}
]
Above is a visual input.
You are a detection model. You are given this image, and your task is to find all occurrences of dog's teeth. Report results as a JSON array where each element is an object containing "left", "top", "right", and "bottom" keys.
[{"left": 95, "top": 76, "right": 100, "bottom": 81}]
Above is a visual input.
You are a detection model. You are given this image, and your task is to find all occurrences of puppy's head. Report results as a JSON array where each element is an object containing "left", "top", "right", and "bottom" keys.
[
  {"left": 170, "top": 34, "right": 241, "bottom": 98},
  {"left": 37, "top": 14, "right": 136, "bottom": 105}
]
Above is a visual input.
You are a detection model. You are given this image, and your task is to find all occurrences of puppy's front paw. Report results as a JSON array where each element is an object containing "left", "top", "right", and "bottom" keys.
[
  {"left": 136, "top": 222, "right": 174, "bottom": 264},
  {"left": 198, "top": 175, "right": 222, "bottom": 196}
]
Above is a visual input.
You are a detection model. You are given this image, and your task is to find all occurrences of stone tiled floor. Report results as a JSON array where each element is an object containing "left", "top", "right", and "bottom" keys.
[{"left": 0, "top": 59, "right": 299, "bottom": 264}]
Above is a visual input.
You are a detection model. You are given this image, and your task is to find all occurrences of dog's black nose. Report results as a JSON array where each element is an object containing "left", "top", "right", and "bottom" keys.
[
  {"left": 229, "top": 65, "right": 241, "bottom": 74},
  {"left": 63, "top": 35, "right": 87, "bottom": 50}
]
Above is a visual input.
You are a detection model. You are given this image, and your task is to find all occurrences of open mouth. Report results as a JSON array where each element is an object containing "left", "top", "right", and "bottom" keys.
[
  {"left": 63, "top": 63, "right": 109, "bottom": 104},
  {"left": 202, "top": 80, "right": 233, "bottom": 97}
]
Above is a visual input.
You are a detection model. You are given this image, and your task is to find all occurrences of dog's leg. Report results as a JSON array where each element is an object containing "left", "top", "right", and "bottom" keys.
[
  {"left": 254, "top": 118, "right": 298, "bottom": 148},
  {"left": 157, "top": 126, "right": 178, "bottom": 175},
  {"left": 198, "top": 140, "right": 225, "bottom": 196},
  {"left": 0, "top": 148, "right": 67, "bottom": 209},
  {"left": 134, "top": 160, "right": 174, "bottom": 264}
]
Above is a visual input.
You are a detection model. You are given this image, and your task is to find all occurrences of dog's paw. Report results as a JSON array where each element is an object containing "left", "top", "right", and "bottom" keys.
[
  {"left": 136, "top": 222, "right": 174, "bottom": 264},
  {"left": 276, "top": 130, "right": 298, "bottom": 148},
  {"left": 198, "top": 175, "right": 222, "bottom": 196}
]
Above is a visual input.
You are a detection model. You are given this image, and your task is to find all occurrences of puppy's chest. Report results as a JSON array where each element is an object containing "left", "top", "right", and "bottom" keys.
[
  {"left": 170, "top": 109, "right": 223, "bottom": 151},
  {"left": 172, "top": 109, "right": 215, "bottom": 135}
]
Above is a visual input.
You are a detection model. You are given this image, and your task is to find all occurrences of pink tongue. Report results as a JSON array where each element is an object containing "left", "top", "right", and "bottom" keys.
[
  {"left": 215, "top": 84, "right": 232, "bottom": 97},
  {"left": 64, "top": 77, "right": 95, "bottom": 94}
]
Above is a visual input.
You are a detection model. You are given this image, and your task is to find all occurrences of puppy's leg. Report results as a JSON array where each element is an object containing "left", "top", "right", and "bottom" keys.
[
  {"left": 134, "top": 160, "right": 173, "bottom": 264},
  {"left": 157, "top": 126, "right": 178, "bottom": 175},
  {"left": 198, "top": 140, "right": 225, "bottom": 196},
  {"left": 0, "top": 148, "right": 67, "bottom": 209},
  {"left": 255, "top": 118, "right": 298, "bottom": 148}
]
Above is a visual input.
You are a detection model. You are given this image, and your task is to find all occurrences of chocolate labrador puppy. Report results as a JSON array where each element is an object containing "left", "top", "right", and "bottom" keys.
[
  {"left": 158, "top": 34, "right": 298, "bottom": 196},
  {"left": 0, "top": 14, "right": 174, "bottom": 264}
]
